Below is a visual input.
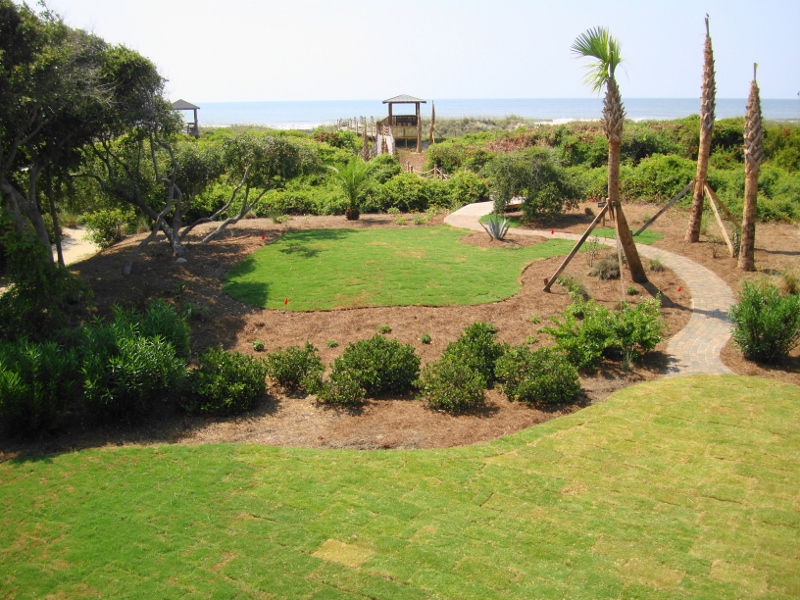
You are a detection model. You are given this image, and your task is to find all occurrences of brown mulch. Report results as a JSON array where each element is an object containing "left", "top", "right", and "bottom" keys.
[{"left": 2, "top": 201, "right": 796, "bottom": 460}]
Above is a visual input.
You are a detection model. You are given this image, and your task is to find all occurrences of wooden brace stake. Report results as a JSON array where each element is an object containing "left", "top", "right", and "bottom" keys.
[
  {"left": 633, "top": 180, "right": 694, "bottom": 236},
  {"left": 543, "top": 203, "right": 610, "bottom": 292},
  {"left": 705, "top": 187, "right": 736, "bottom": 257}
]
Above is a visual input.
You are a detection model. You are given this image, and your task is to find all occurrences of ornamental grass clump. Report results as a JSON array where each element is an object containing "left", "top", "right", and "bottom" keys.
[
  {"left": 265, "top": 342, "right": 324, "bottom": 393},
  {"left": 495, "top": 346, "right": 581, "bottom": 405},
  {"left": 730, "top": 281, "right": 800, "bottom": 363}
]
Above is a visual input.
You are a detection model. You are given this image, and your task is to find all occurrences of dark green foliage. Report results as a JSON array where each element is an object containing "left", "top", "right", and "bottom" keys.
[
  {"left": 622, "top": 154, "right": 696, "bottom": 202},
  {"left": 495, "top": 346, "right": 581, "bottom": 404},
  {"left": 182, "top": 348, "right": 269, "bottom": 416},
  {"left": 112, "top": 300, "right": 191, "bottom": 360},
  {"left": 369, "top": 153, "right": 402, "bottom": 183},
  {"left": 0, "top": 340, "right": 81, "bottom": 435},
  {"left": 330, "top": 334, "right": 420, "bottom": 396},
  {"left": 442, "top": 322, "right": 508, "bottom": 386},
  {"left": 445, "top": 171, "right": 490, "bottom": 206},
  {"left": 417, "top": 357, "right": 486, "bottom": 413},
  {"left": 483, "top": 148, "right": 582, "bottom": 220},
  {"left": 730, "top": 282, "right": 800, "bottom": 363},
  {"left": 420, "top": 333, "right": 432, "bottom": 344},
  {"left": 621, "top": 131, "right": 681, "bottom": 165},
  {"left": 0, "top": 231, "right": 89, "bottom": 343},
  {"left": 316, "top": 370, "right": 366, "bottom": 407},
  {"left": 82, "top": 331, "right": 185, "bottom": 422},
  {"left": 542, "top": 297, "right": 664, "bottom": 368},
  {"left": 313, "top": 129, "right": 361, "bottom": 153},
  {"left": 368, "top": 173, "right": 430, "bottom": 213},
  {"left": 265, "top": 342, "right": 324, "bottom": 392}
]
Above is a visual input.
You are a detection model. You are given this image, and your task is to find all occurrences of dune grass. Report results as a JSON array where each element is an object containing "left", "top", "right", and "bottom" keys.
[
  {"left": 1, "top": 375, "right": 799, "bottom": 599},
  {"left": 223, "top": 226, "right": 576, "bottom": 311}
]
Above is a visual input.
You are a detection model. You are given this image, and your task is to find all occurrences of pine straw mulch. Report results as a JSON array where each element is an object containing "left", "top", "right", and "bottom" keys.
[{"left": 2, "top": 202, "right": 796, "bottom": 459}]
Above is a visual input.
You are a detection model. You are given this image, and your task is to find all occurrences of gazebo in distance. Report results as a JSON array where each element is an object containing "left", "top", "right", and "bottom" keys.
[
  {"left": 172, "top": 99, "right": 200, "bottom": 138},
  {"left": 381, "top": 94, "right": 426, "bottom": 152}
]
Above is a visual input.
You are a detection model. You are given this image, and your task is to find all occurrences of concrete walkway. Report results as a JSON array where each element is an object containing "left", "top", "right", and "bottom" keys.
[{"left": 445, "top": 202, "right": 735, "bottom": 376}]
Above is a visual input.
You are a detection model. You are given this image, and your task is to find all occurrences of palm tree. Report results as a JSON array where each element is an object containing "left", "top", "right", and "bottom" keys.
[
  {"left": 572, "top": 27, "right": 647, "bottom": 283},
  {"left": 738, "top": 63, "right": 763, "bottom": 271},
  {"left": 686, "top": 15, "right": 716, "bottom": 242},
  {"left": 329, "top": 157, "right": 374, "bottom": 221}
]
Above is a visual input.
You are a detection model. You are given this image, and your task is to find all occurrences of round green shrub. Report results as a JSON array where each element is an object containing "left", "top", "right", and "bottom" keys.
[
  {"left": 316, "top": 370, "right": 366, "bottom": 407},
  {"left": 330, "top": 334, "right": 420, "bottom": 396},
  {"left": 183, "top": 348, "right": 269, "bottom": 415},
  {"left": 495, "top": 346, "right": 580, "bottom": 405},
  {"left": 265, "top": 342, "right": 324, "bottom": 393},
  {"left": 417, "top": 357, "right": 486, "bottom": 413},
  {"left": 442, "top": 322, "right": 507, "bottom": 387},
  {"left": 730, "top": 282, "right": 800, "bottom": 363}
]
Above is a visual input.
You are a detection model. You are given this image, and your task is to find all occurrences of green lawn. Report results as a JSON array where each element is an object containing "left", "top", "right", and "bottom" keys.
[
  {"left": 2, "top": 375, "right": 798, "bottom": 599},
  {"left": 223, "top": 226, "right": 577, "bottom": 310},
  {"left": 478, "top": 215, "right": 664, "bottom": 245}
]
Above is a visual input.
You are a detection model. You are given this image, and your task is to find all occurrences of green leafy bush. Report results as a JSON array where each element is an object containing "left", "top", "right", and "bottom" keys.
[
  {"left": 730, "top": 282, "right": 800, "bottom": 363},
  {"left": 495, "top": 346, "right": 581, "bottom": 404},
  {"left": 443, "top": 171, "right": 490, "bottom": 207},
  {"left": 542, "top": 297, "right": 664, "bottom": 368},
  {"left": 182, "top": 348, "right": 269, "bottom": 415},
  {"left": 112, "top": 300, "right": 191, "bottom": 360},
  {"left": 442, "top": 322, "right": 508, "bottom": 387},
  {"left": 0, "top": 231, "right": 89, "bottom": 343},
  {"left": 417, "top": 357, "right": 486, "bottom": 413},
  {"left": 316, "top": 370, "right": 366, "bottom": 407},
  {"left": 369, "top": 153, "right": 402, "bottom": 183},
  {"left": 84, "top": 208, "right": 129, "bottom": 249},
  {"left": 82, "top": 330, "right": 186, "bottom": 422},
  {"left": 329, "top": 334, "right": 420, "bottom": 396},
  {"left": 265, "top": 342, "right": 324, "bottom": 392},
  {"left": 0, "top": 340, "right": 81, "bottom": 435}
]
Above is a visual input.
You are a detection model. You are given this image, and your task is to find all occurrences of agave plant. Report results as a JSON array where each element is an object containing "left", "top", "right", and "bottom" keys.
[
  {"left": 481, "top": 214, "right": 511, "bottom": 240},
  {"left": 686, "top": 15, "right": 716, "bottom": 243},
  {"left": 738, "top": 64, "right": 763, "bottom": 271},
  {"left": 571, "top": 27, "right": 647, "bottom": 283}
]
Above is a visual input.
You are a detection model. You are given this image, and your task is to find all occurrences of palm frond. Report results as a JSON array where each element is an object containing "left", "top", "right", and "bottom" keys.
[{"left": 571, "top": 27, "right": 623, "bottom": 93}]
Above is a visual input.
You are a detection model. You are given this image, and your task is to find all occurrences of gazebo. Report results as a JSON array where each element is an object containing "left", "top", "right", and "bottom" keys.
[
  {"left": 382, "top": 94, "right": 426, "bottom": 152},
  {"left": 172, "top": 99, "right": 200, "bottom": 138}
]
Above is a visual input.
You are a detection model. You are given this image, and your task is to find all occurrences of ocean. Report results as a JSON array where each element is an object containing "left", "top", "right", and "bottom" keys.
[{"left": 187, "top": 98, "right": 800, "bottom": 130}]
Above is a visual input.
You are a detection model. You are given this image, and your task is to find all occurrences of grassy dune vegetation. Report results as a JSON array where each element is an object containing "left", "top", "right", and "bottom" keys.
[{"left": 2, "top": 375, "right": 799, "bottom": 599}]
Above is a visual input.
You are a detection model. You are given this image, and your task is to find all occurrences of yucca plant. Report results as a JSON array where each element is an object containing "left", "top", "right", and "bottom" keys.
[
  {"left": 738, "top": 64, "right": 763, "bottom": 271},
  {"left": 686, "top": 15, "right": 716, "bottom": 243},
  {"left": 571, "top": 27, "right": 647, "bottom": 283}
]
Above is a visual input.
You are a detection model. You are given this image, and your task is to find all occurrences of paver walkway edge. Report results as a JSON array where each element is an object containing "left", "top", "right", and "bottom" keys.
[{"left": 445, "top": 202, "right": 735, "bottom": 376}]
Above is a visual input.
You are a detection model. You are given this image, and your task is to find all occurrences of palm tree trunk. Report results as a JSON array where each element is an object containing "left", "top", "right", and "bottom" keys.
[
  {"left": 738, "top": 65, "right": 763, "bottom": 272},
  {"left": 686, "top": 16, "right": 716, "bottom": 243}
]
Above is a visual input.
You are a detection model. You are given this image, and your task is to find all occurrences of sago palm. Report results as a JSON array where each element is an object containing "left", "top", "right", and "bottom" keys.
[
  {"left": 738, "top": 63, "right": 763, "bottom": 271},
  {"left": 572, "top": 27, "right": 647, "bottom": 283},
  {"left": 329, "top": 157, "right": 374, "bottom": 221},
  {"left": 686, "top": 15, "right": 716, "bottom": 242}
]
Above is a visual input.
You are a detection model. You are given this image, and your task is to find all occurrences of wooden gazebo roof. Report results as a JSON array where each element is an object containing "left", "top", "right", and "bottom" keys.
[
  {"left": 172, "top": 99, "right": 200, "bottom": 110},
  {"left": 383, "top": 94, "right": 426, "bottom": 104}
]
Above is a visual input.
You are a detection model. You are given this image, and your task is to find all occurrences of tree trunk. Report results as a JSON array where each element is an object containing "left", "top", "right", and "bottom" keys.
[
  {"left": 738, "top": 66, "right": 763, "bottom": 272},
  {"left": 686, "top": 16, "right": 716, "bottom": 243},
  {"left": 608, "top": 140, "right": 647, "bottom": 283}
]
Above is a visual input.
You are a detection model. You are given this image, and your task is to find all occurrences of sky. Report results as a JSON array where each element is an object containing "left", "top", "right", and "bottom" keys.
[{"left": 43, "top": 0, "right": 800, "bottom": 103}]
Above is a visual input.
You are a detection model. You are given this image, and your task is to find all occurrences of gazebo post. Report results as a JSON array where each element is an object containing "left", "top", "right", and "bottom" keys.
[{"left": 415, "top": 101, "right": 421, "bottom": 152}]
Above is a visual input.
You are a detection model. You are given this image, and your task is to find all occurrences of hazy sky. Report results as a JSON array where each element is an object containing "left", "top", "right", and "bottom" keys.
[{"left": 45, "top": 0, "right": 800, "bottom": 103}]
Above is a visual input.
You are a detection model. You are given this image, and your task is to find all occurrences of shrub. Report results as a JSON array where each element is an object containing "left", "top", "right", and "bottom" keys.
[
  {"left": 729, "top": 282, "right": 800, "bottom": 363},
  {"left": 542, "top": 297, "right": 665, "bottom": 368},
  {"left": 317, "top": 370, "right": 366, "bottom": 407},
  {"left": 588, "top": 255, "right": 620, "bottom": 280},
  {"left": 330, "top": 334, "right": 420, "bottom": 396},
  {"left": 0, "top": 231, "right": 89, "bottom": 343},
  {"left": 251, "top": 340, "right": 266, "bottom": 352},
  {"left": 112, "top": 300, "right": 191, "bottom": 360},
  {"left": 649, "top": 258, "right": 665, "bottom": 272},
  {"left": 265, "top": 342, "right": 324, "bottom": 392},
  {"left": 417, "top": 357, "right": 486, "bottom": 413},
  {"left": 82, "top": 330, "right": 186, "bottom": 422},
  {"left": 370, "top": 153, "right": 402, "bottom": 183},
  {"left": 442, "top": 322, "right": 508, "bottom": 387},
  {"left": 556, "top": 274, "right": 590, "bottom": 301},
  {"left": 182, "top": 348, "right": 269, "bottom": 416},
  {"left": 627, "top": 285, "right": 639, "bottom": 296},
  {"left": 84, "top": 208, "right": 128, "bottom": 249},
  {"left": 0, "top": 340, "right": 81, "bottom": 435},
  {"left": 495, "top": 346, "right": 581, "bottom": 404},
  {"left": 420, "top": 333, "right": 432, "bottom": 344},
  {"left": 443, "top": 171, "right": 490, "bottom": 207},
  {"left": 368, "top": 173, "right": 430, "bottom": 213}
]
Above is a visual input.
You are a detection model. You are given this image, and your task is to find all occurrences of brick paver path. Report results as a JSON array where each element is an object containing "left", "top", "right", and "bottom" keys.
[{"left": 445, "top": 202, "right": 735, "bottom": 376}]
